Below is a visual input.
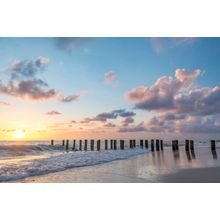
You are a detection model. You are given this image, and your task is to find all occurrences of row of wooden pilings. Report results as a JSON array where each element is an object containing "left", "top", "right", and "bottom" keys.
[
  {"left": 172, "top": 140, "right": 217, "bottom": 152},
  {"left": 50, "top": 139, "right": 217, "bottom": 152},
  {"left": 50, "top": 139, "right": 164, "bottom": 152}
]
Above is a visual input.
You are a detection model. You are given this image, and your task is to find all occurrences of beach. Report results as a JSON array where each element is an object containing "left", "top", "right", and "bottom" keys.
[{"left": 14, "top": 147, "right": 220, "bottom": 183}]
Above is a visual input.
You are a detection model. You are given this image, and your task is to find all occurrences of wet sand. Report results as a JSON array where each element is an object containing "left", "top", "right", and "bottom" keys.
[{"left": 15, "top": 147, "right": 220, "bottom": 183}]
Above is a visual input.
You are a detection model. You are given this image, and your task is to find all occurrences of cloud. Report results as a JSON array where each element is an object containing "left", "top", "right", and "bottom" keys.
[
  {"left": 121, "top": 116, "right": 134, "bottom": 127},
  {"left": 0, "top": 101, "right": 11, "bottom": 107},
  {"left": 60, "top": 94, "right": 81, "bottom": 103},
  {"left": 125, "top": 69, "right": 205, "bottom": 113},
  {"left": 46, "top": 111, "right": 62, "bottom": 115},
  {"left": 104, "top": 122, "right": 116, "bottom": 128},
  {"left": 125, "top": 68, "right": 220, "bottom": 134},
  {"left": 0, "top": 79, "right": 57, "bottom": 100},
  {"left": 150, "top": 37, "right": 197, "bottom": 54},
  {"left": 118, "top": 122, "right": 147, "bottom": 133},
  {"left": 81, "top": 109, "right": 136, "bottom": 123},
  {"left": 10, "top": 56, "right": 49, "bottom": 79},
  {"left": 55, "top": 37, "right": 92, "bottom": 53},
  {"left": 103, "top": 71, "right": 119, "bottom": 87}
]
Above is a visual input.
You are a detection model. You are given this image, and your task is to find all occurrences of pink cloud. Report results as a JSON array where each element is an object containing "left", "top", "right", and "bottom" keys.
[
  {"left": 46, "top": 111, "right": 62, "bottom": 115},
  {"left": 103, "top": 71, "right": 119, "bottom": 87},
  {"left": 0, "top": 101, "right": 11, "bottom": 107}
]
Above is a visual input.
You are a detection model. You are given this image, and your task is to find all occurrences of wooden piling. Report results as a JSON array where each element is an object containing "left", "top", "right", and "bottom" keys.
[
  {"left": 145, "top": 140, "right": 149, "bottom": 148},
  {"left": 156, "top": 139, "right": 160, "bottom": 151},
  {"left": 129, "top": 140, "right": 133, "bottom": 148},
  {"left": 84, "top": 140, "right": 88, "bottom": 151},
  {"left": 97, "top": 140, "right": 101, "bottom": 151},
  {"left": 62, "top": 140, "right": 65, "bottom": 146},
  {"left": 79, "top": 140, "right": 82, "bottom": 151},
  {"left": 160, "top": 140, "right": 163, "bottom": 151},
  {"left": 91, "top": 139, "right": 94, "bottom": 151},
  {"left": 140, "top": 140, "right": 144, "bottom": 148},
  {"left": 110, "top": 140, "right": 113, "bottom": 150},
  {"left": 190, "top": 140, "right": 194, "bottom": 151},
  {"left": 120, "top": 140, "right": 125, "bottom": 150},
  {"left": 65, "top": 139, "right": 69, "bottom": 151},
  {"left": 185, "top": 140, "right": 189, "bottom": 151},
  {"left": 175, "top": 140, "right": 179, "bottom": 151},
  {"left": 211, "top": 140, "right": 216, "bottom": 151},
  {"left": 51, "top": 139, "right": 54, "bottom": 146},
  {"left": 133, "top": 140, "right": 136, "bottom": 148},
  {"left": 114, "top": 140, "right": 117, "bottom": 150},
  {"left": 72, "top": 140, "right": 76, "bottom": 151},
  {"left": 105, "top": 140, "right": 108, "bottom": 150},
  {"left": 151, "top": 139, "right": 154, "bottom": 152}
]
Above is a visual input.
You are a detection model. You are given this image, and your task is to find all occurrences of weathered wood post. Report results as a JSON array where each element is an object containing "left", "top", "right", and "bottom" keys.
[
  {"left": 160, "top": 140, "right": 163, "bottom": 151},
  {"left": 51, "top": 139, "right": 54, "bottom": 146},
  {"left": 145, "top": 140, "right": 149, "bottom": 148},
  {"left": 79, "top": 140, "right": 82, "bottom": 151},
  {"left": 175, "top": 140, "right": 179, "bottom": 151},
  {"left": 66, "top": 139, "right": 69, "bottom": 151},
  {"left": 105, "top": 140, "right": 108, "bottom": 150},
  {"left": 156, "top": 139, "right": 160, "bottom": 151},
  {"left": 190, "top": 140, "right": 194, "bottom": 151},
  {"left": 110, "top": 140, "right": 113, "bottom": 150},
  {"left": 84, "top": 140, "right": 88, "bottom": 151},
  {"left": 185, "top": 140, "right": 190, "bottom": 151},
  {"left": 91, "top": 139, "right": 94, "bottom": 151},
  {"left": 140, "top": 140, "right": 144, "bottom": 148},
  {"left": 114, "top": 140, "right": 117, "bottom": 150},
  {"left": 172, "top": 140, "right": 175, "bottom": 151},
  {"left": 120, "top": 140, "right": 125, "bottom": 150},
  {"left": 129, "top": 140, "right": 133, "bottom": 148},
  {"left": 133, "top": 140, "right": 136, "bottom": 148},
  {"left": 151, "top": 139, "right": 154, "bottom": 152},
  {"left": 72, "top": 140, "right": 76, "bottom": 151},
  {"left": 97, "top": 140, "right": 101, "bottom": 151},
  {"left": 62, "top": 140, "right": 65, "bottom": 146},
  {"left": 211, "top": 140, "right": 216, "bottom": 151}
]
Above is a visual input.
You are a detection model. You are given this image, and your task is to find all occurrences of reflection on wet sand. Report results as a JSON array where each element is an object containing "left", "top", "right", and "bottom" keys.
[{"left": 211, "top": 150, "right": 218, "bottom": 159}]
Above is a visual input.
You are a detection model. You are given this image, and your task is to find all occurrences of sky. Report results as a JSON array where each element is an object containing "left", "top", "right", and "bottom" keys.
[{"left": 0, "top": 37, "right": 220, "bottom": 141}]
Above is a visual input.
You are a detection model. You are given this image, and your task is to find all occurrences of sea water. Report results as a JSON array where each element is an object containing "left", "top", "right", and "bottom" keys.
[{"left": 0, "top": 140, "right": 218, "bottom": 181}]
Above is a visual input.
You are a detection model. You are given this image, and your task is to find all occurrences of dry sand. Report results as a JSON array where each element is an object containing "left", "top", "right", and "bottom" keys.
[{"left": 15, "top": 147, "right": 220, "bottom": 183}]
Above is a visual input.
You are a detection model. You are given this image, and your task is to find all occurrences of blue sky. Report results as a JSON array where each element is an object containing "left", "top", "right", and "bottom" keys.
[{"left": 0, "top": 37, "right": 220, "bottom": 140}]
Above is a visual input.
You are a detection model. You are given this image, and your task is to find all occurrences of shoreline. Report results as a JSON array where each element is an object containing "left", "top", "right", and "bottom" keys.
[{"left": 10, "top": 147, "right": 220, "bottom": 183}]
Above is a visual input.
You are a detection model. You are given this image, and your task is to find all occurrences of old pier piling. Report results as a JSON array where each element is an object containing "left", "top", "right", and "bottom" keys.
[
  {"left": 90, "top": 139, "right": 94, "bottom": 151},
  {"left": 114, "top": 140, "right": 117, "bottom": 150},
  {"left": 65, "top": 140, "right": 69, "bottom": 151},
  {"left": 172, "top": 140, "right": 179, "bottom": 151},
  {"left": 211, "top": 140, "right": 216, "bottom": 151},
  {"left": 156, "top": 139, "right": 160, "bottom": 151},
  {"left": 185, "top": 140, "right": 190, "bottom": 151},
  {"left": 84, "top": 140, "right": 88, "bottom": 151},
  {"left": 129, "top": 140, "right": 133, "bottom": 148},
  {"left": 79, "top": 140, "right": 82, "bottom": 151},
  {"left": 105, "top": 140, "right": 108, "bottom": 150},
  {"left": 190, "top": 140, "right": 194, "bottom": 151},
  {"left": 160, "top": 140, "right": 163, "bottom": 151},
  {"left": 62, "top": 140, "right": 65, "bottom": 146},
  {"left": 51, "top": 139, "right": 54, "bottom": 146},
  {"left": 140, "top": 140, "right": 144, "bottom": 148},
  {"left": 145, "top": 140, "right": 149, "bottom": 148},
  {"left": 151, "top": 139, "right": 154, "bottom": 152},
  {"left": 133, "top": 140, "right": 136, "bottom": 148},
  {"left": 120, "top": 140, "right": 125, "bottom": 150},
  {"left": 97, "top": 140, "right": 101, "bottom": 151},
  {"left": 110, "top": 140, "right": 113, "bottom": 150},
  {"left": 72, "top": 140, "right": 76, "bottom": 151}
]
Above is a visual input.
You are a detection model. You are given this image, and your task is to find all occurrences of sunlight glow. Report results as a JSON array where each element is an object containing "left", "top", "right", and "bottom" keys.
[{"left": 15, "top": 130, "right": 25, "bottom": 139}]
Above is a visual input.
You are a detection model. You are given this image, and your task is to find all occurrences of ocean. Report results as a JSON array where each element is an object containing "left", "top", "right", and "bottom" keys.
[{"left": 0, "top": 140, "right": 218, "bottom": 182}]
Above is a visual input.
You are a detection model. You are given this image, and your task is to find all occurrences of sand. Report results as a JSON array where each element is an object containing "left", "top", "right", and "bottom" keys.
[{"left": 13, "top": 146, "right": 220, "bottom": 183}]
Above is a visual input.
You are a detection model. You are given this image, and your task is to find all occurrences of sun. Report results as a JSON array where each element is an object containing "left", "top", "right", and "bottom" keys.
[{"left": 15, "top": 130, "right": 25, "bottom": 139}]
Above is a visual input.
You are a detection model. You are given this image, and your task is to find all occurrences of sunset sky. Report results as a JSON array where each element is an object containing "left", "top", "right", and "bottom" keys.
[{"left": 0, "top": 37, "right": 220, "bottom": 140}]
